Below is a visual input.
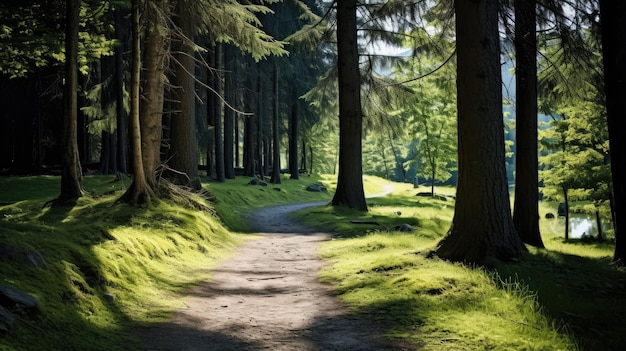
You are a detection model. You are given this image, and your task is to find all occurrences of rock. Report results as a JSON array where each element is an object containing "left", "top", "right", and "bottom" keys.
[
  {"left": 306, "top": 183, "right": 327, "bottom": 192},
  {"left": 0, "top": 244, "right": 48, "bottom": 269},
  {"left": 0, "top": 284, "right": 39, "bottom": 309},
  {"left": 393, "top": 224, "right": 414, "bottom": 232}
]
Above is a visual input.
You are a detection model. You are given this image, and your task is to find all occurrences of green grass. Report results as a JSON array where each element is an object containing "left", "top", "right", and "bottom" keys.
[
  {"left": 291, "top": 181, "right": 624, "bottom": 350},
  {"left": 1, "top": 174, "right": 624, "bottom": 351}
]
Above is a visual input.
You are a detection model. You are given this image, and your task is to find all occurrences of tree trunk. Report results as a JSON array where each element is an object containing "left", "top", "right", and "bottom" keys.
[
  {"left": 214, "top": 43, "right": 226, "bottom": 182},
  {"left": 168, "top": 0, "right": 201, "bottom": 190},
  {"left": 140, "top": 0, "right": 167, "bottom": 190},
  {"left": 435, "top": 0, "right": 527, "bottom": 264},
  {"left": 332, "top": 0, "right": 367, "bottom": 211},
  {"left": 120, "top": 0, "right": 154, "bottom": 205},
  {"left": 243, "top": 71, "right": 256, "bottom": 177},
  {"left": 224, "top": 45, "right": 235, "bottom": 179},
  {"left": 56, "top": 0, "right": 83, "bottom": 205},
  {"left": 256, "top": 68, "right": 265, "bottom": 180},
  {"left": 114, "top": 8, "right": 129, "bottom": 175},
  {"left": 512, "top": 0, "right": 544, "bottom": 248},
  {"left": 599, "top": 0, "right": 626, "bottom": 265},
  {"left": 270, "top": 60, "right": 281, "bottom": 184},
  {"left": 206, "top": 43, "right": 216, "bottom": 178},
  {"left": 288, "top": 97, "right": 299, "bottom": 179}
]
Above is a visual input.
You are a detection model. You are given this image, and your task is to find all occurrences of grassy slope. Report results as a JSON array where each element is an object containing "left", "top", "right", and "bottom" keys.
[{"left": 1, "top": 174, "right": 624, "bottom": 350}]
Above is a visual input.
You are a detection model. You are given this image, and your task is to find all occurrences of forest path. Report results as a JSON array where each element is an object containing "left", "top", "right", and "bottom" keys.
[{"left": 135, "top": 195, "right": 411, "bottom": 351}]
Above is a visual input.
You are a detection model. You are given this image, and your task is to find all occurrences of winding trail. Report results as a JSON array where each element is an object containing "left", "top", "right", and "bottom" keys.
[{"left": 135, "top": 198, "right": 410, "bottom": 351}]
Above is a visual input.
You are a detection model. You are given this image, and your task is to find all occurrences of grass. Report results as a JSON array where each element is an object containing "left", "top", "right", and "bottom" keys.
[
  {"left": 291, "top": 181, "right": 625, "bottom": 350},
  {"left": 1, "top": 174, "right": 624, "bottom": 350}
]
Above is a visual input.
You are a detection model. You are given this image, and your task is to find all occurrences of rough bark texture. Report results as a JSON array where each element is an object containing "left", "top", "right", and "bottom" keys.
[
  {"left": 599, "top": 0, "right": 626, "bottom": 265},
  {"left": 436, "top": 0, "right": 527, "bottom": 264},
  {"left": 140, "top": 0, "right": 167, "bottom": 190},
  {"left": 58, "top": 0, "right": 83, "bottom": 204},
  {"left": 214, "top": 43, "right": 226, "bottom": 182},
  {"left": 331, "top": 0, "right": 367, "bottom": 211},
  {"left": 120, "top": 0, "right": 154, "bottom": 205},
  {"left": 168, "top": 1, "right": 201, "bottom": 190},
  {"left": 513, "top": 0, "right": 544, "bottom": 248}
]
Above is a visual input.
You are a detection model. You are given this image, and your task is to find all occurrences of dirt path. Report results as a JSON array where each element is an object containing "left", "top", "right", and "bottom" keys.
[{"left": 135, "top": 201, "right": 410, "bottom": 351}]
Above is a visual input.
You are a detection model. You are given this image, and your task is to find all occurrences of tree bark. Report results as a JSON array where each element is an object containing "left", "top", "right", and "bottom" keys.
[
  {"left": 224, "top": 45, "right": 235, "bottom": 179},
  {"left": 214, "top": 43, "right": 226, "bottom": 182},
  {"left": 288, "top": 97, "right": 299, "bottom": 179},
  {"left": 140, "top": 0, "right": 167, "bottom": 190},
  {"left": 332, "top": 0, "right": 367, "bottom": 211},
  {"left": 168, "top": 0, "right": 201, "bottom": 190},
  {"left": 513, "top": 0, "right": 544, "bottom": 248},
  {"left": 270, "top": 60, "right": 281, "bottom": 184},
  {"left": 599, "top": 0, "right": 626, "bottom": 265},
  {"left": 56, "top": 0, "right": 83, "bottom": 205},
  {"left": 114, "top": 8, "right": 129, "bottom": 175},
  {"left": 435, "top": 0, "right": 527, "bottom": 264},
  {"left": 120, "top": 0, "right": 154, "bottom": 205}
]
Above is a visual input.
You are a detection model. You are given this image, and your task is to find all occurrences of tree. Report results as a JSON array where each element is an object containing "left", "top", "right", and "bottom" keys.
[
  {"left": 597, "top": 0, "right": 625, "bottom": 263},
  {"left": 167, "top": 0, "right": 202, "bottom": 190},
  {"left": 435, "top": 0, "right": 527, "bottom": 264},
  {"left": 332, "top": 0, "right": 367, "bottom": 211},
  {"left": 512, "top": 0, "right": 544, "bottom": 248},
  {"left": 54, "top": 0, "right": 83, "bottom": 205},
  {"left": 119, "top": 0, "right": 155, "bottom": 205},
  {"left": 269, "top": 60, "right": 281, "bottom": 184}
]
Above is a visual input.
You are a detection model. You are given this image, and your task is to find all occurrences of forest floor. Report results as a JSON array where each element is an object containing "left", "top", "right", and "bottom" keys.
[{"left": 133, "top": 201, "right": 413, "bottom": 351}]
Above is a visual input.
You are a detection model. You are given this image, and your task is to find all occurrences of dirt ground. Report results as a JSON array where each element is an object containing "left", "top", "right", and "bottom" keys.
[{"left": 134, "top": 201, "right": 412, "bottom": 351}]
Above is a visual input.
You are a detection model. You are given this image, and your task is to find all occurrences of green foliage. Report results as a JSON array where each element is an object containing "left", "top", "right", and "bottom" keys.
[
  {"left": 0, "top": 1, "right": 115, "bottom": 78},
  {"left": 195, "top": 0, "right": 288, "bottom": 61}
]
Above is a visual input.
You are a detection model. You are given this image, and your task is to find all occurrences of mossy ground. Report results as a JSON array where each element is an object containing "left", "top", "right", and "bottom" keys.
[{"left": 1, "top": 175, "right": 623, "bottom": 350}]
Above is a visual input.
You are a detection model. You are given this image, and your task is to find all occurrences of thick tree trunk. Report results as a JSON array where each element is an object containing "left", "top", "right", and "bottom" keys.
[
  {"left": 599, "top": 0, "right": 626, "bottom": 265},
  {"left": 120, "top": 0, "right": 154, "bottom": 205},
  {"left": 513, "top": 0, "right": 544, "bottom": 248},
  {"left": 140, "top": 0, "right": 167, "bottom": 190},
  {"left": 57, "top": 0, "right": 83, "bottom": 204},
  {"left": 168, "top": 0, "right": 201, "bottom": 190},
  {"left": 435, "top": 0, "right": 526, "bottom": 264},
  {"left": 332, "top": 0, "right": 367, "bottom": 211}
]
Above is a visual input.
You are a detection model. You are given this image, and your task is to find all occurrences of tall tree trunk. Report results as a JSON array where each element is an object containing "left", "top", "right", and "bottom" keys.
[
  {"left": 114, "top": 8, "right": 129, "bottom": 175},
  {"left": 435, "top": 0, "right": 527, "bottom": 264},
  {"left": 599, "top": 0, "right": 626, "bottom": 265},
  {"left": 168, "top": 0, "right": 201, "bottom": 190},
  {"left": 120, "top": 0, "right": 154, "bottom": 205},
  {"left": 270, "top": 60, "right": 281, "bottom": 184},
  {"left": 214, "top": 43, "right": 225, "bottom": 182},
  {"left": 288, "top": 96, "right": 299, "bottom": 179},
  {"left": 256, "top": 68, "right": 265, "bottom": 180},
  {"left": 332, "top": 0, "right": 367, "bottom": 211},
  {"left": 140, "top": 0, "right": 167, "bottom": 190},
  {"left": 56, "top": 0, "right": 83, "bottom": 205},
  {"left": 206, "top": 43, "right": 216, "bottom": 178},
  {"left": 243, "top": 71, "right": 256, "bottom": 177},
  {"left": 224, "top": 45, "right": 235, "bottom": 179},
  {"left": 513, "top": 0, "right": 544, "bottom": 248}
]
